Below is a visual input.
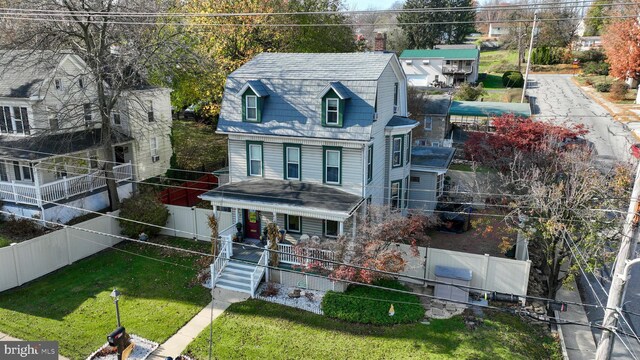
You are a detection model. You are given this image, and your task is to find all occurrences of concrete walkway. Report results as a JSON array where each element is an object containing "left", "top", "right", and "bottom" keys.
[
  {"left": 555, "top": 279, "right": 597, "bottom": 360},
  {"left": 148, "top": 288, "right": 249, "bottom": 360},
  {"left": 0, "top": 332, "right": 71, "bottom": 360}
]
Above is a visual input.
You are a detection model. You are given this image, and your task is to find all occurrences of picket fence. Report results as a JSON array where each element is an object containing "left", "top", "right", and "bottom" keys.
[{"left": 0, "top": 212, "right": 122, "bottom": 293}]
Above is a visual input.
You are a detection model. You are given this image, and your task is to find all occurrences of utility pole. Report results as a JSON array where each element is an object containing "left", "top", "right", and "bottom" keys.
[
  {"left": 595, "top": 164, "right": 640, "bottom": 360},
  {"left": 521, "top": 13, "right": 537, "bottom": 103}
]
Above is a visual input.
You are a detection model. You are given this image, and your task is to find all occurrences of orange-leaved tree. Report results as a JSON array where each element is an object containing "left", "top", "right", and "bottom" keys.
[{"left": 602, "top": 17, "right": 640, "bottom": 83}]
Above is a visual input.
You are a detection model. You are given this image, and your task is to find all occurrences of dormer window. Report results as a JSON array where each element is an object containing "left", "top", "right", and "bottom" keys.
[
  {"left": 239, "top": 80, "right": 268, "bottom": 123},
  {"left": 326, "top": 98, "right": 339, "bottom": 125},
  {"left": 245, "top": 95, "right": 258, "bottom": 122},
  {"left": 320, "top": 82, "right": 349, "bottom": 128}
]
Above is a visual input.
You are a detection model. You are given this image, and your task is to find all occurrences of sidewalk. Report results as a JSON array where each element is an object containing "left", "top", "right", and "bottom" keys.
[
  {"left": 147, "top": 288, "right": 249, "bottom": 360},
  {"left": 0, "top": 332, "right": 71, "bottom": 360},
  {"left": 555, "top": 279, "right": 597, "bottom": 360}
]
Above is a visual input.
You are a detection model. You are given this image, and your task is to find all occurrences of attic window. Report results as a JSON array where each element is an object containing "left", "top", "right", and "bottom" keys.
[
  {"left": 326, "top": 99, "right": 339, "bottom": 125},
  {"left": 240, "top": 83, "right": 265, "bottom": 123},
  {"left": 246, "top": 95, "right": 258, "bottom": 121}
]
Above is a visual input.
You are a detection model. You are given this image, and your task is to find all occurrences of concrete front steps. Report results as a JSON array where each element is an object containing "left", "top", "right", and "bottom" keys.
[{"left": 215, "top": 260, "right": 257, "bottom": 294}]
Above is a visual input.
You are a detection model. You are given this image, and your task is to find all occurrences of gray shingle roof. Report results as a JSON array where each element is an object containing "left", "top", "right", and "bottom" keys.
[
  {"left": 200, "top": 179, "right": 364, "bottom": 213},
  {"left": 0, "top": 51, "right": 65, "bottom": 98},
  {"left": 386, "top": 116, "right": 418, "bottom": 127},
  {"left": 411, "top": 146, "right": 455, "bottom": 170},
  {"left": 424, "top": 95, "right": 451, "bottom": 115},
  {"left": 218, "top": 53, "right": 397, "bottom": 141}
]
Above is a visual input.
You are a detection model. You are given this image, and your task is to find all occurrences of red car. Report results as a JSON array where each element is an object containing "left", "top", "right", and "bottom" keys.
[{"left": 632, "top": 144, "right": 640, "bottom": 159}]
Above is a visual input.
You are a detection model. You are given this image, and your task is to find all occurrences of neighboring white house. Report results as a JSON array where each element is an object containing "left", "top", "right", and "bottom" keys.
[
  {"left": 0, "top": 51, "right": 172, "bottom": 223},
  {"left": 400, "top": 47, "right": 480, "bottom": 87},
  {"left": 573, "top": 36, "right": 602, "bottom": 51},
  {"left": 488, "top": 23, "right": 510, "bottom": 38}
]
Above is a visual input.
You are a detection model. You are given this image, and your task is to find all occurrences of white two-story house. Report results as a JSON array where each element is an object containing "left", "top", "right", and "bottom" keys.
[
  {"left": 200, "top": 52, "right": 424, "bottom": 246},
  {"left": 400, "top": 47, "right": 480, "bottom": 87},
  {"left": 0, "top": 51, "right": 172, "bottom": 223}
]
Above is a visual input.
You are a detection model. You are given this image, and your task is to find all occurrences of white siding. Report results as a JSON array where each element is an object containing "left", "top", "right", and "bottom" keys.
[
  {"left": 408, "top": 170, "right": 438, "bottom": 212},
  {"left": 228, "top": 136, "right": 364, "bottom": 196}
]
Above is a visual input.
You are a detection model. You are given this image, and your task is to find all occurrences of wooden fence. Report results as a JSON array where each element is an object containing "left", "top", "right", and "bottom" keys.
[{"left": 159, "top": 174, "right": 218, "bottom": 207}]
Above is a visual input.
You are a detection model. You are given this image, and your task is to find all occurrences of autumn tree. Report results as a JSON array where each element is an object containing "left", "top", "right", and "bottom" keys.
[
  {"left": 295, "top": 206, "right": 436, "bottom": 284},
  {"left": 2, "top": 0, "right": 188, "bottom": 210},
  {"left": 398, "top": 0, "right": 476, "bottom": 49},
  {"left": 602, "top": 17, "right": 640, "bottom": 83},
  {"left": 171, "top": 0, "right": 356, "bottom": 118},
  {"left": 464, "top": 115, "right": 629, "bottom": 301}
]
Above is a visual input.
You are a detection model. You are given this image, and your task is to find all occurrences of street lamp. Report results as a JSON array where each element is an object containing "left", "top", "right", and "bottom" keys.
[{"left": 110, "top": 288, "right": 122, "bottom": 327}]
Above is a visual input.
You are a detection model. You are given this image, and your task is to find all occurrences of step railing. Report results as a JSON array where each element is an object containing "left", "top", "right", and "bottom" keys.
[
  {"left": 250, "top": 249, "right": 268, "bottom": 298},
  {"left": 210, "top": 237, "right": 232, "bottom": 288}
]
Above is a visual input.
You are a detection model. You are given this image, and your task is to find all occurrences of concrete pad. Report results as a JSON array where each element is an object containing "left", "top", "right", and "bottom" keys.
[{"left": 556, "top": 280, "right": 597, "bottom": 360}]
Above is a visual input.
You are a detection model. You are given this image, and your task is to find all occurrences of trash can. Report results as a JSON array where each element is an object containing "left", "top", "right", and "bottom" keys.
[{"left": 434, "top": 265, "right": 472, "bottom": 303}]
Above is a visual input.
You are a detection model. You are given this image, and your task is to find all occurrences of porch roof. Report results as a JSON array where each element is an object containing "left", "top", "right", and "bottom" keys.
[
  {"left": 0, "top": 129, "right": 133, "bottom": 161},
  {"left": 200, "top": 179, "right": 364, "bottom": 222}
]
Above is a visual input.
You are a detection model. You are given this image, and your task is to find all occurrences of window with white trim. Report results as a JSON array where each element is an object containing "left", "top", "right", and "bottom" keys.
[
  {"left": 13, "top": 161, "right": 32, "bottom": 182},
  {"left": 325, "top": 220, "right": 339, "bottom": 238},
  {"left": 392, "top": 136, "right": 402, "bottom": 167},
  {"left": 112, "top": 111, "right": 121, "bottom": 125},
  {"left": 424, "top": 116, "right": 432, "bottom": 131},
  {"left": 245, "top": 95, "right": 258, "bottom": 121},
  {"left": 150, "top": 137, "right": 159, "bottom": 162},
  {"left": 324, "top": 149, "right": 341, "bottom": 184},
  {"left": 147, "top": 101, "right": 155, "bottom": 122},
  {"left": 390, "top": 181, "right": 401, "bottom": 209},
  {"left": 326, "top": 98, "right": 339, "bottom": 125},
  {"left": 285, "top": 146, "right": 300, "bottom": 180},
  {"left": 285, "top": 215, "right": 301, "bottom": 233},
  {"left": 0, "top": 107, "right": 10, "bottom": 134},
  {"left": 248, "top": 143, "right": 263, "bottom": 176},
  {"left": 11, "top": 107, "right": 29, "bottom": 135},
  {"left": 84, "top": 103, "right": 92, "bottom": 123}
]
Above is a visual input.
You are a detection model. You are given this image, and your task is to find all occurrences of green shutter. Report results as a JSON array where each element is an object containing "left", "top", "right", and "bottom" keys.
[{"left": 367, "top": 144, "right": 373, "bottom": 184}]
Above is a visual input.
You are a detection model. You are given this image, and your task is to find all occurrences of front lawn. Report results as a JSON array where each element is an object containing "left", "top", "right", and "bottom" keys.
[
  {"left": 480, "top": 74, "right": 504, "bottom": 89},
  {"left": 0, "top": 237, "right": 211, "bottom": 359},
  {"left": 322, "top": 279, "right": 424, "bottom": 325},
  {"left": 184, "top": 300, "right": 561, "bottom": 360},
  {"left": 479, "top": 50, "right": 519, "bottom": 73}
]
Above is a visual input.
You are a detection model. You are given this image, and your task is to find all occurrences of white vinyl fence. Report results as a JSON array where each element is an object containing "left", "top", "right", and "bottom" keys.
[
  {"left": 160, "top": 205, "right": 232, "bottom": 241},
  {"left": 398, "top": 244, "right": 531, "bottom": 297},
  {"left": 0, "top": 212, "right": 122, "bottom": 293}
]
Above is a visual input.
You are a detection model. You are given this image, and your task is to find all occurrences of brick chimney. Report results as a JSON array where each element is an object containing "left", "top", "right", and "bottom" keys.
[{"left": 374, "top": 32, "right": 387, "bottom": 52}]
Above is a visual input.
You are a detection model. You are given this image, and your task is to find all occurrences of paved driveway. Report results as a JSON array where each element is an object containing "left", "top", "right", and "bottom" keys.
[
  {"left": 526, "top": 74, "right": 639, "bottom": 359},
  {"left": 526, "top": 74, "right": 633, "bottom": 164}
]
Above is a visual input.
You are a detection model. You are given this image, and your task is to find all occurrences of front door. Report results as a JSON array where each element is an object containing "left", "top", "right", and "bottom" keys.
[
  {"left": 244, "top": 209, "right": 260, "bottom": 239},
  {"left": 114, "top": 146, "right": 126, "bottom": 164}
]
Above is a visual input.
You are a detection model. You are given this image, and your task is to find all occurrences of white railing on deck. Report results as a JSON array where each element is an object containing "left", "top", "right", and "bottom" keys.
[
  {"left": 277, "top": 243, "right": 335, "bottom": 270},
  {"left": 210, "top": 238, "right": 231, "bottom": 288},
  {"left": 250, "top": 249, "right": 267, "bottom": 298},
  {"left": 0, "top": 163, "right": 133, "bottom": 206}
]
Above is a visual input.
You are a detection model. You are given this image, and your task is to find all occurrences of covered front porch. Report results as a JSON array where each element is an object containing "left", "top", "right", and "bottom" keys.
[{"left": 201, "top": 179, "right": 365, "bottom": 264}]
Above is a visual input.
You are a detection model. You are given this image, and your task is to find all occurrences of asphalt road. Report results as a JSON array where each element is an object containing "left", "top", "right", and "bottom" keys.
[
  {"left": 527, "top": 74, "right": 634, "bottom": 164},
  {"left": 526, "top": 74, "right": 639, "bottom": 359}
]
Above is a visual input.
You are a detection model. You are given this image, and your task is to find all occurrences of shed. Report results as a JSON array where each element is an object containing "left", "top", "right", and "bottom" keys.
[{"left": 434, "top": 265, "right": 472, "bottom": 303}]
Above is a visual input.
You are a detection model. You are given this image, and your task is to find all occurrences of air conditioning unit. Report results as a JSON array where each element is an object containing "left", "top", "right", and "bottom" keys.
[
  {"left": 151, "top": 155, "right": 160, "bottom": 163},
  {"left": 373, "top": 112, "right": 379, "bottom": 121}
]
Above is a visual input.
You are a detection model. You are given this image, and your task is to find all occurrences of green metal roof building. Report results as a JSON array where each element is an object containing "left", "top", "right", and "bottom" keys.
[
  {"left": 399, "top": 49, "right": 480, "bottom": 60},
  {"left": 449, "top": 101, "right": 532, "bottom": 118}
]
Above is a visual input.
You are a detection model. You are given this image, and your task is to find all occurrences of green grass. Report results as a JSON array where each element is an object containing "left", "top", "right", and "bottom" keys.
[
  {"left": 0, "top": 237, "right": 211, "bottom": 359},
  {"left": 172, "top": 119, "right": 227, "bottom": 172},
  {"left": 184, "top": 300, "right": 561, "bottom": 360},
  {"left": 322, "top": 279, "right": 424, "bottom": 325},
  {"left": 479, "top": 50, "right": 519, "bottom": 73},
  {"left": 481, "top": 74, "right": 505, "bottom": 89},
  {"left": 449, "top": 163, "right": 495, "bottom": 173},
  {"left": 0, "top": 235, "right": 11, "bottom": 248}
]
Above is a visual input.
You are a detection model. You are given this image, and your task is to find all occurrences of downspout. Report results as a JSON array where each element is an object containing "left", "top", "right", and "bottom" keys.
[{"left": 32, "top": 162, "right": 46, "bottom": 226}]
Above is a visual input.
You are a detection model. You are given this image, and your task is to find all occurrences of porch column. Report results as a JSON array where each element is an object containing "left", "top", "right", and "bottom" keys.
[
  {"left": 234, "top": 208, "right": 239, "bottom": 224},
  {"left": 213, "top": 205, "right": 218, "bottom": 219},
  {"left": 272, "top": 211, "right": 277, "bottom": 222},
  {"left": 352, "top": 215, "right": 357, "bottom": 239},
  {"left": 338, "top": 221, "right": 344, "bottom": 236},
  {"left": 32, "top": 164, "right": 45, "bottom": 223}
]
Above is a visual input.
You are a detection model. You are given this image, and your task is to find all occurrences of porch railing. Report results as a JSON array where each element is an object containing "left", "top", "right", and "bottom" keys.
[
  {"left": 0, "top": 162, "right": 133, "bottom": 207},
  {"left": 277, "top": 243, "right": 336, "bottom": 270},
  {"left": 250, "top": 249, "right": 268, "bottom": 298},
  {"left": 219, "top": 224, "right": 236, "bottom": 257}
]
